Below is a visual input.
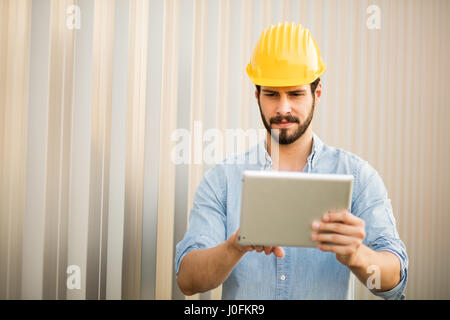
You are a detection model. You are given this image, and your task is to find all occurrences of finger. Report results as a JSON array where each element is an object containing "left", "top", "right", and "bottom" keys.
[
  {"left": 255, "top": 246, "right": 264, "bottom": 253},
  {"left": 229, "top": 230, "right": 254, "bottom": 253},
  {"left": 311, "top": 232, "right": 357, "bottom": 246},
  {"left": 242, "top": 244, "right": 255, "bottom": 252},
  {"left": 323, "top": 210, "right": 363, "bottom": 226},
  {"left": 312, "top": 222, "right": 364, "bottom": 238},
  {"left": 264, "top": 246, "right": 273, "bottom": 255},
  {"left": 272, "top": 246, "right": 285, "bottom": 258},
  {"left": 317, "top": 243, "right": 354, "bottom": 255}
]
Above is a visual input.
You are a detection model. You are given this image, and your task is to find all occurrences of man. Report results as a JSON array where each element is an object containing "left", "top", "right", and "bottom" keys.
[{"left": 175, "top": 22, "right": 408, "bottom": 299}]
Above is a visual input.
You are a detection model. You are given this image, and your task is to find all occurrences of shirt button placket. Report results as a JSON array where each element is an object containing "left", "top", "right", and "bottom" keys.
[{"left": 276, "top": 250, "right": 288, "bottom": 299}]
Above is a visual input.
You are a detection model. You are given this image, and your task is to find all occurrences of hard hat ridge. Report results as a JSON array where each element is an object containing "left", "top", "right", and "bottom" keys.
[{"left": 246, "top": 22, "right": 326, "bottom": 87}]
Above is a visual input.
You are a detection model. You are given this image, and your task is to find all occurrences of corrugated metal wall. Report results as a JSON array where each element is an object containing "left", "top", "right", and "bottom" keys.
[{"left": 0, "top": 0, "right": 449, "bottom": 300}]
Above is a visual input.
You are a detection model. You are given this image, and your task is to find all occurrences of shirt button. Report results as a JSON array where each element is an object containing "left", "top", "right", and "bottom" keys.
[{"left": 280, "top": 275, "right": 286, "bottom": 281}]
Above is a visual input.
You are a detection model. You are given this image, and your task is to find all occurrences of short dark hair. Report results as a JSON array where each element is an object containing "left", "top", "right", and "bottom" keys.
[{"left": 256, "top": 77, "right": 321, "bottom": 97}]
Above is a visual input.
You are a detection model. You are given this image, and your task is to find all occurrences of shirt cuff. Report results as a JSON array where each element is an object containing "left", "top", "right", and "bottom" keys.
[
  {"left": 174, "top": 234, "right": 220, "bottom": 276},
  {"left": 369, "top": 249, "right": 408, "bottom": 300},
  {"left": 174, "top": 243, "right": 201, "bottom": 276}
]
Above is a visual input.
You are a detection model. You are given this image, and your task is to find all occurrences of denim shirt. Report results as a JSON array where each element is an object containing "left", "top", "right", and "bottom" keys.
[{"left": 175, "top": 133, "right": 408, "bottom": 300}]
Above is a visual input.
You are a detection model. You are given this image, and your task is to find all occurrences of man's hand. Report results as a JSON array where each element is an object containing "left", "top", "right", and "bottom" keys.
[
  {"left": 311, "top": 210, "right": 366, "bottom": 267},
  {"left": 227, "top": 229, "right": 285, "bottom": 258}
]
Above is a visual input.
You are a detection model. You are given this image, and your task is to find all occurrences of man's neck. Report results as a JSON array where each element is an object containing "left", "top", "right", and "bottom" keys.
[{"left": 266, "top": 129, "right": 314, "bottom": 172}]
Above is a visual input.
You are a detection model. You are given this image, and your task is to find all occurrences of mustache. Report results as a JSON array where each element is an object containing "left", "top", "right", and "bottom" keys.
[{"left": 269, "top": 114, "right": 300, "bottom": 124}]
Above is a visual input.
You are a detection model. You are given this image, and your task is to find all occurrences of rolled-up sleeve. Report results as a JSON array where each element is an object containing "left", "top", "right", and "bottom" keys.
[
  {"left": 174, "top": 164, "right": 228, "bottom": 276},
  {"left": 351, "top": 161, "right": 409, "bottom": 300}
]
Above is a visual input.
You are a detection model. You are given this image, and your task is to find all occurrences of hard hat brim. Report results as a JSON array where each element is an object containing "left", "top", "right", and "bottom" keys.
[{"left": 246, "top": 62, "right": 326, "bottom": 87}]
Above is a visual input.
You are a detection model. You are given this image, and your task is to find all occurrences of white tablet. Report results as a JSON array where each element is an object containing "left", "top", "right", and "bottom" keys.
[{"left": 238, "top": 170, "right": 354, "bottom": 247}]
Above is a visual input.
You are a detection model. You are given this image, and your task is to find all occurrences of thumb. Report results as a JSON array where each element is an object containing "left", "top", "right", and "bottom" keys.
[{"left": 273, "top": 246, "right": 285, "bottom": 258}]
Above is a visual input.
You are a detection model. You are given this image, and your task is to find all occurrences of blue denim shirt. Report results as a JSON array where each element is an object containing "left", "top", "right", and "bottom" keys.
[{"left": 175, "top": 133, "right": 408, "bottom": 300}]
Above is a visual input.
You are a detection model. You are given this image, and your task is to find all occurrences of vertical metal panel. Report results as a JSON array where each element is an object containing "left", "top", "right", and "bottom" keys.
[
  {"left": 339, "top": 0, "right": 353, "bottom": 152},
  {"left": 181, "top": 0, "right": 205, "bottom": 301},
  {"left": 446, "top": 0, "right": 450, "bottom": 295},
  {"left": 228, "top": 0, "right": 241, "bottom": 132},
  {"left": 43, "top": 0, "right": 64, "bottom": 298},
  {"left": 1, "top": 0, "right": 9, "bottom": 297},
  {"left": 68, "top": 0, "right": 94, "bottom": 300},
  {"left": 446, "top": 0, "right": 450, "bottom": 297},
  {"left": 122, "top": 0, "right": 138, "bottom": 299},
  {"left": 42, "top": 0, "right": 74, "bottom": 300},
  {"left": 400, "top": 0, "right": 413, "bottom": 258},
  {"left": 0, "top": 0, "right": 8, "bottom": 298},
  {"left": 8, "top": 0, "right": 30, "bottom": 298},
  {"left": 418, "top": 0, "right": 429, "bottom": 298},
  {"left": 122, "top": 0, "right": 149, "bottom": 299},
  {"left": 281, "top": 0, "right": 291, "bottom": 21},
  {"left": 155, "top": 0, "right": 179, "bottom": 300},
  {"left": 409, "top": 0, "right": 421, "bottom": 297},
  {"left": 0, "top": 0, "right": 31, "bottom": 300},
  {"left": 261, "top": 0, "right": 271, "bottom": 28},
  {"left": 375, "top": 0, "right": 387, "bottom": 182},
  {"left": 389, "top": 2, "right": 404, "bottom": 288},
  {"left": 43, "top": 0, "right": 62, "bottom": 298},
  {"left": 313, "top": 0, "right": 327, "bottom": 141},
  {"left": 430, "top": 1, "right": 439, "bottom": 297},
  {"left": 141, "top": 0, "right": 164, "bottom": 300},
  {"left": 250, "top": 0, "right": 262, "bottom": 132},
  {"left": 86, "top": 0, "right": 114, "bottom": 300},
  {"left": 290, "top": 0, "right": 299, "bottom": 22},
  {"left": 216, "top": 0, "right": 231, "bottom": 137},
  {"left": 406, "top": 3, "right": 418, "bottom": 297},
  {"left": 354, "top": 0, "right": 368, "bottom": 157},
  {"left": 172, "top": 0, "right": 194, "bottom": 301},
  {"left": 239, "top": 0, "right": 253, "bottom": 133},
  {"left": 239, "top": 0, "right": 254, "bottom": 148},
  {"left": 57, "top": 0, "right": 75, "bottom": 299},
  {"left": 444, "top": 0, "right": 448, "bottom": 296},
  {"left": 203, "top": 0, "right": 220, "bottom": 174},
  {"left": 106, "top": 0, "right": 129, "bottom": 300},
  {"left": 330, "top": 0, "right": 342, "bottom": 142},
  {"left": 438, "top": 0, "right": 449, "bottom": 298},
  {"left": 391, "top": 0, "right": 404, "bottom": 242},
  {"left": 428, "top": 0, "right": 439, "bottom": 298},
  {"left": 22, "top": 0, "right": 51, "bottom": 300},
  {"left": 0, "top": 0, "right": 9, "bottom": 298},
  {"left": 0, "top": 0, "right": 9, "bottom": 297},
  {"left": 342, "top": 0, "right": 356, "bottom": 153}
]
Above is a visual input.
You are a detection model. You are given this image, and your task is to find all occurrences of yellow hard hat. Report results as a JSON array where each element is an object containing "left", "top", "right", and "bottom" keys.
[{"left": 246, "top": 22, "right": 326, "bottom": 87}]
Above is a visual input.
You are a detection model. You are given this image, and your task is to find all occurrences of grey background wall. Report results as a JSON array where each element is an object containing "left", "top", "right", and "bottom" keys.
[{"left": 0, "top": 0, "right": 449, "bottom": 300}]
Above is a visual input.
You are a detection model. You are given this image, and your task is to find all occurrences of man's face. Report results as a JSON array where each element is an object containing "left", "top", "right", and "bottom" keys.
[{"left": 256, "top": 84, "right": 320, "bottom": 145}]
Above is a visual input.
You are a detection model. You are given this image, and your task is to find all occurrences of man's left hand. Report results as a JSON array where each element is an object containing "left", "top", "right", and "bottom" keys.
[{"left": 311, "top": 210, "right": 366, "bottom": 268}]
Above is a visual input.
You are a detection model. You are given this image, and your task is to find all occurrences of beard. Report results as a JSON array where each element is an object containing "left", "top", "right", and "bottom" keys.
[{"left": 257, "top": 97, "right": 315, "bottom": 145}]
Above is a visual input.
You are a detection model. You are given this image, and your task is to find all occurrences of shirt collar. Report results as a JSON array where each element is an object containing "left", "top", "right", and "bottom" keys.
[{"left": 255, "top": 132, "right": 324, "bottom": 170}]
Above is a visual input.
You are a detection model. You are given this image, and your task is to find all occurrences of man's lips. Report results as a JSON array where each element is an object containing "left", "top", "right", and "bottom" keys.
[{"left": 272, "top": 121, "right": 295, "bottom": 127}]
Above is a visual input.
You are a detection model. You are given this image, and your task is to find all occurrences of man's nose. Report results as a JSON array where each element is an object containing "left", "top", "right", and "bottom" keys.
[{"left": 276, "top": 94, "right": 292, "bottom": 114}]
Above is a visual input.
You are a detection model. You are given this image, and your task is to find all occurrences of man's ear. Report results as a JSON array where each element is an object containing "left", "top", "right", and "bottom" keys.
[
  {"left": 254, "top": 89, "right": 259, "bottom": 100},
  {"left": 314, "top": 82, "right": 322, "bottom": 103}
]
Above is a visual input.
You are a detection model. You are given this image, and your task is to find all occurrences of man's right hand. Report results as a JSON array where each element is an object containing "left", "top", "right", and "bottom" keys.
[
  {"left": 227, "top": 229, "right": 285, "bottom": 258},
  {"left": 178, "top": 229, "right": 285, "bottom": 295}
]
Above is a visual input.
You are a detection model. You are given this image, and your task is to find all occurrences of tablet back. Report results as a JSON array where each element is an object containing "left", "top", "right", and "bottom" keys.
[{"left": 238, "top": 170, "right": 354, "bottom": 247}]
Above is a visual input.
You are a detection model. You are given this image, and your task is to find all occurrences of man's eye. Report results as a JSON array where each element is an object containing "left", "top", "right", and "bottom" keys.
[
  {"left": 264, "top": 93, "right": 276, "bottom": 97},
  {"left": 290, "top": 93, "right": 304, "bottom": 97}
]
